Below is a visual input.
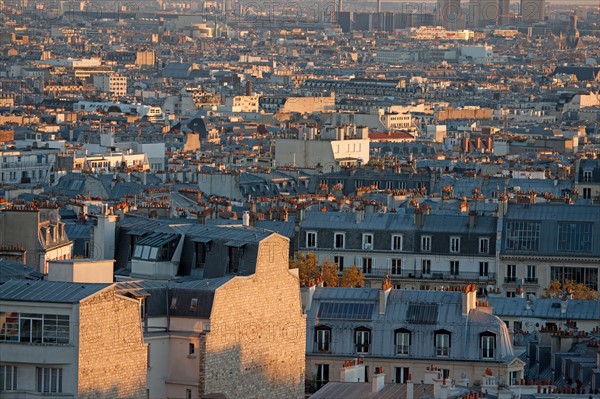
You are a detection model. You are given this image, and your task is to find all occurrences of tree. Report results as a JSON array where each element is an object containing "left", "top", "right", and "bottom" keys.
[
  {"left": 542, "top": 279, "right": 599, "bottom": 300},
  {"left": 340, "top": 265, "right": 364, "bottom": 288},
  {"left": 290, "top": 252, "right": 319, "bottom": 286},
  {"left": 320, "top": 258, "right": 339, "bottom": 287}
]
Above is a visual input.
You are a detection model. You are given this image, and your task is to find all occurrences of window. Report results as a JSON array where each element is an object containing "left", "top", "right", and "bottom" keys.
[
  {"left": 510, "top": 371, "right": 520, "bottom": 385},
  {"left": 390, "top": 258, "right": 401, "bottom": 275},
  {"left": 186, "top": 389, "right": 192, "bottom": 399},
  {"left": 315, "top": 326, "right": 331, "bottom": 353},
  {"left": 435, "top": 330, "right": 450, "bottom": 357},
  {"left": 479, "top": 238, "right": 489, "bottom": 254},
  {"left": 583, "top": 187, "right": 591, "bottom": 199},
  {"left": 362, "top": 234, "right": 374, "bottom": 250},
  {"left": 306, "top": 231, "right": 317, "bottom": 248},
  {"left": 421, "top": 236, "right": 431, "bottom": 252},
  {"left": 189, "top": 343, "right": 195, "bottom": 355},
  {"left": 36, "top": 367, "right": 62, "bottom": 393},
  {"left": 526, "top": 265, "right": 537, "bottom": 283},
  {"left": 355, "top": 327, "right": 371, "bottom": 354},
  {"left": 506, "top": 291, "right": 516, "bottom": 298},
  {"left": 479, "top": 262, "right": 489, "bottom": 277},
  {"left": 0, "top": 365, "right": 17, "bottom": 391},
  {"left": 422, "top": 259, "right": 431, "bottom": 274},
  {"left": 228, "top": 247, "right": 241, "bottom": 274},
  {"left": 395, "top": 367, "right": 410, "bottom": 383},
  {"left": 505, "top": 221, "right": 541, "bottom": 251},
  {"left": 362, "top": 257, "right": 373, "bottom": 274},
  {"left": 481, "top": 333, "right": 496, "bottom": 359},
  {"left": 550, "top": 266, "right": 598, "bottom": 290},
  {"left": 190, "top": 298, "right": 198, "bottom": 310},
  {"left": 557, "top": 223, "right": 593, "bottom": 252},
  {"left": 334, "top": 232, "right": 345, "bottom": 249},
  {"left": 315, "top": 364, "right": 329, "bottom": 389},
  {"left": 506, "top": 264, "right": 516, "bottom": 282},
  {"left": 583, "top": 170, "right": 592, "bottom": 182},
  {"left": 514, "top": 321, "right": 522, "bottom": 331},
  {"left": 450, "top": 237, "right": 461, "bottom": 253},
  {"left": 334, "top": 256, "right": 344, "bottom": 272},
  {"left": 391, "top": 235, "right": 403, "bottom": 251},
  {"left": 395, "top": 328, "right": 411, "bottom": 355},
  {"left": 0, "top": 313, "right": 69, "bottom": 344},
  {"left": 450, "top": 261, "right": 459, "bottom": 276},
  {"left": 195, "top": 242, "right": 207, "bottom": 269}
]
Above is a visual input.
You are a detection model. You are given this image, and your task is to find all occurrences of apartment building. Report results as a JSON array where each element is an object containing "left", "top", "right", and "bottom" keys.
[
  {"left": 93, "top": 74, "right": 128, "bottom": 97},
  {"left": 0, "top": 280, "right": 147, "bottom": 398},
  {"left": 0, "top": 206, "right": 73, "bottom": 274},
  {"left": 0, "top": 147, "right": 58, "bottom": 185},
  {"left": 498, "top": 204, "right": 600, "bottom": 298},
  {"left": 298, "top": 209, "right": 498, "bottom": 292},
  {"left": 303, "top": 284, "right": 525, "bottom": 390}
]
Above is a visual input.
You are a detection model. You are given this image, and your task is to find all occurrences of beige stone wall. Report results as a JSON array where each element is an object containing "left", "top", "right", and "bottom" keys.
[
  {"left": 202, "top": 235, "right": 306, "bottom": 399},
  {"left": 78, "top": 287, "right": 148, "bottom": 399}
]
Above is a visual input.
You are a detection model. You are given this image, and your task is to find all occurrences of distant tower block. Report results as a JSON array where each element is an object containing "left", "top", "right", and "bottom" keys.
[
  {"left": 338, "top": 0, "right": 343, "bottom": 13},
  {"left": 245, "top": 80, "right": 252, "bottom": 96},
  {"left": 377, "top": 0, "right": 381, "bottom": 13}
]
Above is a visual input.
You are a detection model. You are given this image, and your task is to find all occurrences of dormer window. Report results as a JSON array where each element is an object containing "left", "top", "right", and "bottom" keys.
[
  {"left": 480, "top": 332, "right": 496, "bottom": 359},
  {"left": 362, "top": 234, "right": 373, "bottom": 250},
  {"left": 435, "top": 329, "right": 451, "bottom": 357}
]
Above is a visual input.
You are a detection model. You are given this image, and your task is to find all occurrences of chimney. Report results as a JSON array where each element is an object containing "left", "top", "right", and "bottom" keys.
[
  {"left": 300, "top": 285, "right": 316, "bottom": 313},
  {"left": 414, "top": 210, "right": 424, "bottom": 227},
  {"left": 242, "top": 211, "right": 250, "bottom": 226},
  {"left": 371, "top": 372, "right": 385, "bottom": 393},
  {"left": 407, "top": 377, "right": 414, "bottom": 399},
  {"left": 462, "top": 284, "right": 477, "bottom": 316},
  {"left": 468, "top": 211, "right": 477, "bottom": 229},
  {"left": 379, "top": 281, "right": 392, "bottom": 315}
]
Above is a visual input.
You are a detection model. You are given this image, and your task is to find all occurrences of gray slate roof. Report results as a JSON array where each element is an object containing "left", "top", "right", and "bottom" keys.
[
  {"left": 0, "top": 280, "right": 110, "bottom": 303},
  {"left": 487, "top": 297, "right": 600, "bottom": 320}
]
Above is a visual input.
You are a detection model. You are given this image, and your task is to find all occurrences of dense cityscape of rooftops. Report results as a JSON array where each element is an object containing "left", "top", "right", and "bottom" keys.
[{"left": 0, "top": 0, "right": 599, "bottom": 398}]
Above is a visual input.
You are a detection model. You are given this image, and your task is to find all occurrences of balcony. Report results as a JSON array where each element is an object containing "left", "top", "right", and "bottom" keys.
[
  {"left": 362, "top": 269, "right": 496, "bottom": 282},
  {"left": 524, "top": 277, "right": 538, "bottom": 284},
  {"left": 504, "top": 277, "right": 517, "bottom": 283},
  {"left": 313, "top": 343, "right": 331, "bottom": 353},
  {"left": 395, "top": 345, "right": 409, "bottom": 355}
]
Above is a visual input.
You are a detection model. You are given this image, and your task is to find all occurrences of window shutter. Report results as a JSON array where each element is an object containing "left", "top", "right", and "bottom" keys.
[{"left": 408, "top": 331, "right": 412, "bottom": 345}]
